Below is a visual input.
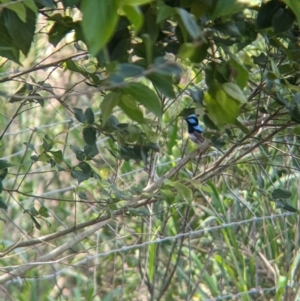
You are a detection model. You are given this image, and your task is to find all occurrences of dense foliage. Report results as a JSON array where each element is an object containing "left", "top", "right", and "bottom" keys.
[{"left": 1, "top": 0, "right": 300, "bottom": 300}]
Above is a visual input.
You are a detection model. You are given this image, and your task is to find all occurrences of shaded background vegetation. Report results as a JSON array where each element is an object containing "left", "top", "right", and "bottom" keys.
[{"left": 1, "top": 0, "right": 300, "bottom": 300}]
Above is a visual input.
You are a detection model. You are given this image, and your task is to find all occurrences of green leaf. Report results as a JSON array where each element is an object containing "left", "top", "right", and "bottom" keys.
[
  {"left": 23, "top": 142, "right": 36, "bottom": 152},
  {"left": 272, "top": 189, "right": 292, "bottom": 200},
  {"left": 6, "top": 2, "right": 26, "bottom": 22},
  {"left": 3, "top": 7, "right": 36, "bottom": 56},
  {"left": 31, "top": 215, "right": 41, "bottom": 230},
  {"left": 73, "top": 108, "right": 86, "bottom": 123},
  {"left": 153, "top": 57, "right": 182, "bottom": 76},
  {"left": 122, "top": 0, "right": 152, "bottom": 5},
  {"left": 0, "top": 196, "right": 7, "bottom": 210},
  {"left": 0, "top": 22, "right": 20, "bottom": 64},
  {"left": 210, "top": 0, "right": 246, "bottom": 19},
  {"left": 0, "top": 160, "right": 14, "bottom": 171},
  {"left": 272, "top": 8, "right": 295, "bottom": 33},
  {"left": 147, "top": 72, "right": 175, "bottom": 98},
  {"left": 156, "top": 1, "right": 174, "bottom": 23},
  {"left": 118, "top": 63, "right": 144, "bottom": 78},
  {"left": 39, "top": 205, "right": 50, "bottom": 217},
  {"left": 24, "top": 0, "right": 38, "bottom": 13},
  {"left": 178, "top": 42, "right": 209, "bottom": 63},
  {"left": 175, "top": 8, "right": 201, "bottom": 40},
  {"left": 35, "top": 0, "right": 55, "bottom": 7},
  {"left": 61, "top": 0, "right": 80, "bottom": 7},
  {"left": 49, "top": 150, "right": 63, "bottom": 163},
  {"left": 85, "top": 107, "right": 95, "bottom": 124},
  {"left": 70, "top": 145, "right": 86, "bottom": 161},
  {"left": 71, "top": 162, "right": 92, "bottom": 183},
  {"left": 229, "top": 57, "right": 249, "bottom": 89},
  {"left": 174, "top": 181, "right": 193, "bottom": 202},
  {"left": 272, "top": 199, "right": 298, "bottom": 213},
  {"left": 123, "top": 82, "right": 162, "bottom": 118},
  {"left": 81, "top": 0, "right": 119, "bottom": 55},
  {"left": 24, "top": 206, "right": 39, "bottom": 216},
  {"left": 204, "top": 83, "right": 242, "bottom": 127},
  {"left": 48, "top": 15, "right": 74, "bottom": 46},
  {"left": 256, "top": 0, "right": 282, "bottom": 29},
  {"left": 43, "top": 135, "right": 54, "bottom": 151},
  {"left": 100, "top": 93, "right": 120, "bottom": 125},
  {"left": 123, "top": 5, "right": 143, "bottom": 33},
  {"left": 83, "top": 127, "right": 97, "bottom": 145},
  {"left": 222, "top": 82, "right": 247, "bottom": 104},
  {"left": 84, "top": 143, "right": 99, "bottom": 159},
  {"left": 119, "top": 95, "right": 144, "bottom": 123},
  {"left": 282, "top": 0, "right": 300, "bottom": 27}
]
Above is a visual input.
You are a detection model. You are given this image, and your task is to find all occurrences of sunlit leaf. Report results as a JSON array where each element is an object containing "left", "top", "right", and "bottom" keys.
[{"left": 81, "top": 0, "right": 119, "bottom": 55}]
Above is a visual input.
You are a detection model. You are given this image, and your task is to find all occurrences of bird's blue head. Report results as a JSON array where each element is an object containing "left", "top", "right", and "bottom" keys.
[{"left": 184, "top": 114, "right": 204, "bottom": 133}]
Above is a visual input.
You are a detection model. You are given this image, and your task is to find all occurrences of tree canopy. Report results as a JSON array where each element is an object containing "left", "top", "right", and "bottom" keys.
[{"left": 1, "top": 0, "right": 300, "bottom": 300}]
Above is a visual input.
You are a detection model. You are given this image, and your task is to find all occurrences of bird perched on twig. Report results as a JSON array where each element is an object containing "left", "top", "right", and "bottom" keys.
[{"left": 184, "top": 114, "right": 205, "bottom": 145}]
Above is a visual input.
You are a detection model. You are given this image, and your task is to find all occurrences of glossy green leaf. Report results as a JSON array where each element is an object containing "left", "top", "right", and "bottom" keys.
[
  {"left": 61, "top": 0, "right": 80, "bottom": 7},
  {"left": 100, "top": 92, "right": 120, "bottom": 125},
  {"left": 70, "top": 145, "right": 86, "bottom": 161},
  {"left": 83, "top": 127, "right": 97, "bottom": 145},
  {"left": 179, "top": 42, "right": 209, "bottom": 63},
  {"left": 175, "top": 8, "right": 201, "bottom": 40},
  {"left": 0, "top": 196, "right": 7, "bottom": 210},
  {"left": 0, "top": 160, "right": 14, "bottom": 174},
  {"left": 222, "top": 82, "right": 247, "bottom": 104},
  {"left": 49, "top": 150, "right": 63, "bottom": 163},
  {"left": 123, "top": 5, "right": 143, "bottom": 33},
  {"left": 81, "top": 0, "right": 119, "bottom": 55},
  {"left": 119, "top": 95, "right": 144, "bottom": 123},
  {"left": 153, "top": 57, "right": 182, "bottom": 76},
  {"left": 204, "top": 84, "right": 242, "bottom": 127},
  {"left": 43, "top": 135, "right": 54, "bottom": 151},
  {"left": 156, "top": 1, "right": 174, "bottom": 23},
  {"left": 35, "top": 0, "right": 55, "bottom": 7},
  {"left": 123, "top": 82, "right": 162, "bottom": 118},
  {"left": 229, "top": 57, "right": 249, "bottom": 89},
  {"left": 3, "top": 7, "right": 36, "bottom": 55},
  {"left": 73, "top": 108, "right": 86, "bottom": 123},
  {"left": 71, "top": 162, "right": 92, "bottom": 183},
  {"left": 256, "top": 0, "right": 282, "bottom": 29},
  {"left": 31, "top": 215, "right": 41, "bottom": 230},
  {"left": 24, "top": 206, "right": 39, "bottom": 216},
  {"left": 174, "top": 181, "right": 193, "bottom": 202},
  {"left": 85, "top": 107, "right": 95, "bottom": 124},
  {"left": 84, "top": 143, "right": 99, "bottom": 159},
  {"left": 282, "top": 0, "right": 300, "bottom": 26},
  {"left": 48, "top": 15, "right": 74, "bottom": 46},
  {"left": 122, "top": 0, "right": 152, "bottom": 5},
  {"left": 272, "top": 199, "right": 298, "bottom": 213},
  {"left": 118, "top": 63, "right": 144, "bottom": 78},
  {"left": 24, "top": 0, "right": 38, "bottom": 13},
  {"left": 272, "top": 7, "right": 295, "bottom": 33},
  {"left": 272, "top": 189, "right": 292, "bottom": 200},
  {"left": 210, "top": 0, "right": 247, "bottom": 19},
  {"left": 39, "top": 206, "right": 50, "bottom": 217},
  {"left": 147, "top": 72, "right": 175, "bottom": 98},
  {"left": 6, "top": 2, "right": 26, "bottom": 22},
  {"left": 0, "top": 22, "right": 20, "bottom": 64}
]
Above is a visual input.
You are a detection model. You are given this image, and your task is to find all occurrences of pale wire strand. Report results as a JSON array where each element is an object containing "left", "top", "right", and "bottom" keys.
[
  {"left": 2, "top": 213, "right": 294, "bottom": 300},
  {"left": 2, "top": 212, "right": 293, "bottom": 271}
]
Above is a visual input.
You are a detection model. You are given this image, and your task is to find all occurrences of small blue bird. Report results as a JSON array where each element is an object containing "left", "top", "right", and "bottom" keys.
[{"left": 184, "top": 114, "right": 205, "bottom": 144}]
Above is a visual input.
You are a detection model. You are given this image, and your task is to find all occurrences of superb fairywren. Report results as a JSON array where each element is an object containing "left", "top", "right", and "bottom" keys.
[{"left": 184, "top": 114, "right": 205, "bottom": 144}]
